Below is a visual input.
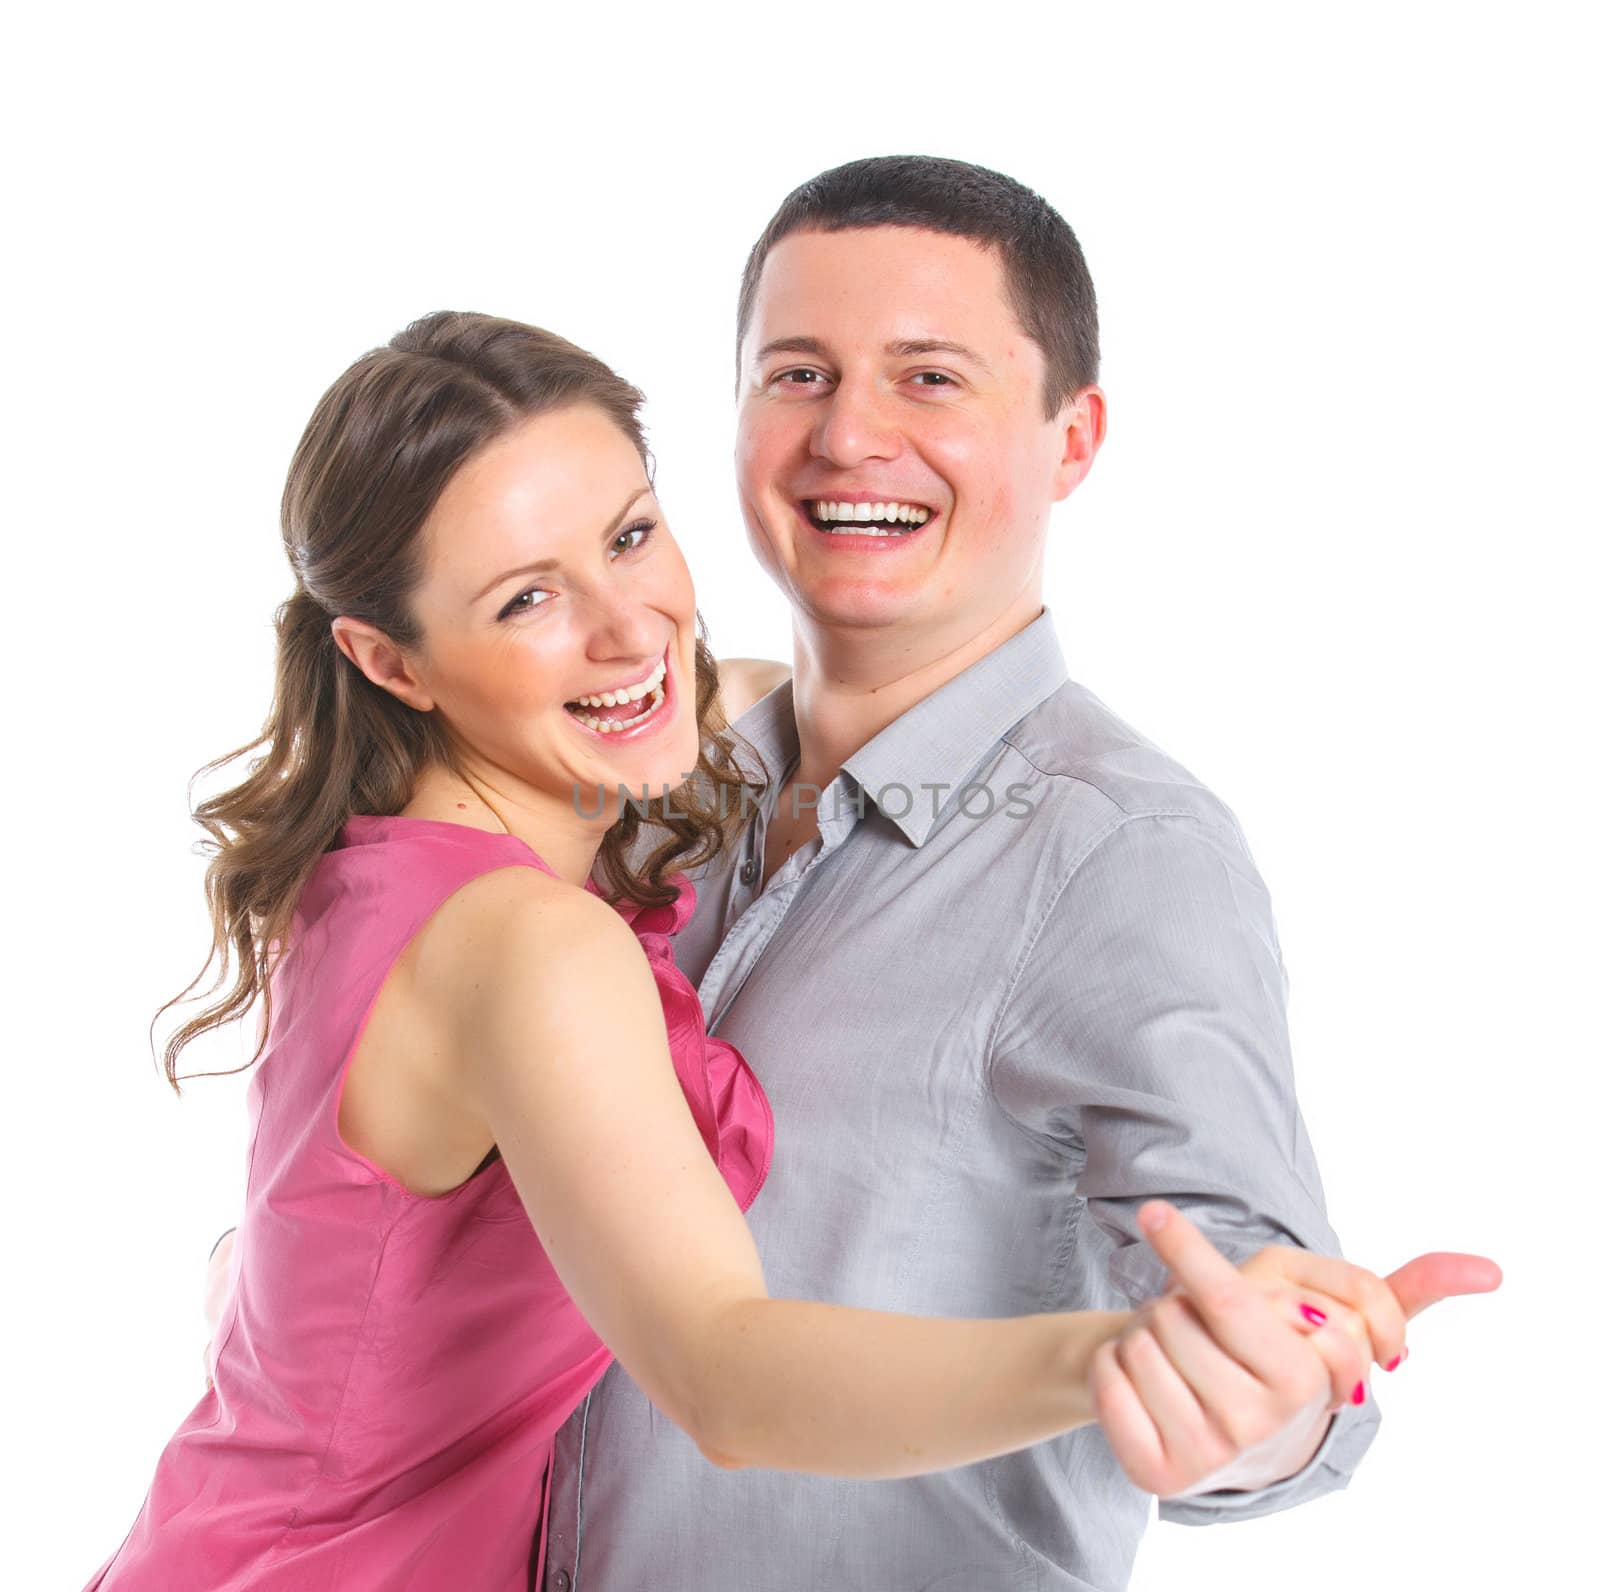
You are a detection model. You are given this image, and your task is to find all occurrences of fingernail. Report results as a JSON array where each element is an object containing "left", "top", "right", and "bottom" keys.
[
  {"left": 1144, "top": 1203, "right": 1170, "bottom": 1233},
  {"left": 1351, "top": 1380, "right": 1366, "bottom": 1405},
  {"left": 1384, "top": 1354, "right": 1403, "bottom": 1372},
  {"left": 1299, "top": 1303, "right": 1327, "bottom": 1327}
]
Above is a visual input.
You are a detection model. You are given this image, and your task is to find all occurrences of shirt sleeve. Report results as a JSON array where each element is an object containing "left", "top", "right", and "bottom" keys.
[{"left": 987, "top": 809, "right": 1381, "bottom": 1522}]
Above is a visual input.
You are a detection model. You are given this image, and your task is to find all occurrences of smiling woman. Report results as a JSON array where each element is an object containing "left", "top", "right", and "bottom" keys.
[
  {"left": 156, "top": 317, "right": 760, "bottom": 1092},
  {"left": 92, "top": 309, "right": 1189, "bottom": 1592}
]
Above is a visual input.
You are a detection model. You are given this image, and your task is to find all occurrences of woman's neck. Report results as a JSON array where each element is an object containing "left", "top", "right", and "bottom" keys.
[{"left": 399, "top": 762, "right": 606, "bottom": 887}]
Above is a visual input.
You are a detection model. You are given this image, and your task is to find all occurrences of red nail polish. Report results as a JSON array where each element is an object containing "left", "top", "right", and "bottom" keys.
[
  {"left": 1384, "top": 1354, "right": 1402, "bottom": 1372},
  {"left": 1351, "top": 1380, "right": 1366, "bottom": 1405},
  {"left": 1300, "top": 1304, "right": 1327, "bottom": 1326}
]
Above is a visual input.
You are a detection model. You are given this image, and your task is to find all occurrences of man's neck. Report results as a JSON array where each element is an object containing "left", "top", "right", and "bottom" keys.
[{"left": 783, "top": 590, "right": 1046, "bottom": 792}]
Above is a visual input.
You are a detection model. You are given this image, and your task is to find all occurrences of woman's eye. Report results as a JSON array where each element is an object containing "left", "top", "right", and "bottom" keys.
[
  {"left": 498, "top": 587, "right": 551, "bottom": 621},
  {"left": 611, "top": 517, "right": 657, "bottom": 555},
  {"left": 497, "top": 519, "right": 657, "bottom": 621}
]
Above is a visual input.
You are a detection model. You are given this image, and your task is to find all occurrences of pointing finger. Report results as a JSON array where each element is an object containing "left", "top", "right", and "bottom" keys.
[
  {"left": 1139, "top": 1203, "right": 1248, "bottom": 1286},
  {"left": 1135, "top": 1201, "right": 1291, "bottom": 1378},
  {"left": 1137, "top": 1201, "right": 1245, "bottom": 1295}
]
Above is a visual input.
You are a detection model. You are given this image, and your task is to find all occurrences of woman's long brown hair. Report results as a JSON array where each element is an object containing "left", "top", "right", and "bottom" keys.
[{"left": 156, "top": 311, "right": 766, "bottom": 1091}]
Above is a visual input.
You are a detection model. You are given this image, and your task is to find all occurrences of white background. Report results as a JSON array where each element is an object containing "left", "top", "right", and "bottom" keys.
[{"left": 8, "top": 2, "right": 1592, "bottom": 1587}]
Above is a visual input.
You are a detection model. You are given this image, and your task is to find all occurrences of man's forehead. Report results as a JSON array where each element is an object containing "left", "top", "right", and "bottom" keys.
[{"left": 747, "top": 226, "right": 1027, "bottom": 356}]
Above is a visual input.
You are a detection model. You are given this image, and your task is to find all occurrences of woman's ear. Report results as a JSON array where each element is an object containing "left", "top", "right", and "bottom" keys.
[{"left": 330, "top": 616, "right": 436, "bottom": 713}]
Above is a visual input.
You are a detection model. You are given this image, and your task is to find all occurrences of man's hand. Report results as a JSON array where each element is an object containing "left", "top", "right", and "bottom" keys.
[{"left": 1088, "top": 1201, "right": 1501, "bottom": 1497}]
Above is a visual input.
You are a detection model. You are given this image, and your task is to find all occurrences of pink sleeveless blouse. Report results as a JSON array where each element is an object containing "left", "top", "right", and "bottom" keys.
[{"left": 84, "top": 814, "right": 774, "bottom": 1591}]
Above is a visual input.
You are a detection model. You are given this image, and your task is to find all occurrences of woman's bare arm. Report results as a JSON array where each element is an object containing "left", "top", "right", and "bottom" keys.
[{"left": 437, "top": 866, "right": 1127, "bottom": 1479}]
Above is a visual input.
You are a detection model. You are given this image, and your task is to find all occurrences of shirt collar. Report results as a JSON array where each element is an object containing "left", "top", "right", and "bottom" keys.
[{"left": 726, "top": 605, "right": 1070, "bottom": 849}]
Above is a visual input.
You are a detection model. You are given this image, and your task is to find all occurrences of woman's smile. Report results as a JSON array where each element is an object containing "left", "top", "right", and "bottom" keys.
[{"left": 560, "top": 645, "right": 676, "bottom": 740}]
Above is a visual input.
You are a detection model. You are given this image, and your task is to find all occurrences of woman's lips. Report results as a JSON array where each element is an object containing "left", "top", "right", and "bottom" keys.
[{"left": 561, "top": 648, "right": 677, "bottom": 744}]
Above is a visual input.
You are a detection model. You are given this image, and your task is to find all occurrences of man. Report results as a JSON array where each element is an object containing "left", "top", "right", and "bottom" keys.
[{"left": 538, "top": 155, "right": 1387, "bottom": 1590}]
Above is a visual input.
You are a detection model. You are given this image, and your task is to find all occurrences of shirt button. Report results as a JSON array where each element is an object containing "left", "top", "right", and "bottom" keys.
[
  {"left": 740, "top": 856, "right": 759, "bottom": 885},
  {"left": 552, "top": 1572, "right": 572, "bottom": 1592}
]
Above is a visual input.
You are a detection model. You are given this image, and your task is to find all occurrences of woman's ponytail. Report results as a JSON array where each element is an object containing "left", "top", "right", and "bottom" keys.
[{"left": 155, "top": 312, "right": 761, "bottom": 1089}]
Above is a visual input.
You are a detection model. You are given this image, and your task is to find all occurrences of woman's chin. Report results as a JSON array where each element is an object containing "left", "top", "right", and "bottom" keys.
[{"left": 562, "top": 721, "right": 702, "bottom": 806}]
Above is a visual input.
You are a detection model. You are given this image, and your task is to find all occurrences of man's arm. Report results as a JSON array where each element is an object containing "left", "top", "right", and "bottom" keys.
[{"left": 988, "top": 808, "right": 1381, "bottom": 1521}]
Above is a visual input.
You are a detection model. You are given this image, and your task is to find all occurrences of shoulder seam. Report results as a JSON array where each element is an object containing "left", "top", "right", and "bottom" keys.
[{"left": 1000, "top": 729, "right": 1239, "bottom": 831}]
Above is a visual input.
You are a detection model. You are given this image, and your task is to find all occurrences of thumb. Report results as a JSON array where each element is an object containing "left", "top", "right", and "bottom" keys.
[{"left": 1385, "top": 1251, "right": 1503, "bottom": 1319}]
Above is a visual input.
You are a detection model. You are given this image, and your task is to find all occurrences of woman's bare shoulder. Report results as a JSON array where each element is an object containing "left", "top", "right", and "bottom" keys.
[
  {"left": 408, "top": 863, "right": 645, "bottom": 1007},
  {"left": 717, "top": 656, "right": 793, "bottom": 721}
]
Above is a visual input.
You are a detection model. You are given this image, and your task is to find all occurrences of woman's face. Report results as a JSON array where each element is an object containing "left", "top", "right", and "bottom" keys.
[{"left": 397, "top": 403, "right": 703, "bottom": 822}]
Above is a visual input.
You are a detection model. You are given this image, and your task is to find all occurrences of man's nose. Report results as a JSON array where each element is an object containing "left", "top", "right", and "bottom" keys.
[{"left": 811, "top": 377, "right": 902, "bottom": 469}]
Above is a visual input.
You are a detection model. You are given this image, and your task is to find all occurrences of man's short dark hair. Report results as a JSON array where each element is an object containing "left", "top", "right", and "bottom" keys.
[{"left": 736, "top": 155, "right": 1099, "bottom": 417}]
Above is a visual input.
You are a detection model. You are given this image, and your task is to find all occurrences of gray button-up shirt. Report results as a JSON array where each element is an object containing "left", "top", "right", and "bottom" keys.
[{"left": 542, "top": 605, "right": 1379, "bottom": 1591}]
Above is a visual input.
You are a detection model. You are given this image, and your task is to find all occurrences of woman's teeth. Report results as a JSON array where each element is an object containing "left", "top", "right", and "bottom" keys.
[
  {"left": 811, "top": 500, "right": 930, "bottom": 535},
  {"left": 568, "top": 655, "right": 666, "bottom": 710},
  {"left": 567, "top": 685, "right": 666, "bottom": 733},
  {"left": 564, "top": 655, "right": 669, "bottom": 733}
]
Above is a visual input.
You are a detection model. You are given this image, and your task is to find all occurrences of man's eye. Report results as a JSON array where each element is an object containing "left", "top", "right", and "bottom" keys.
[
  {"left": 911, "top": 371, "right": 955, "bottom": 386},
  {"left": 773, "top": 368, "right": 827, "bottom": 386}
]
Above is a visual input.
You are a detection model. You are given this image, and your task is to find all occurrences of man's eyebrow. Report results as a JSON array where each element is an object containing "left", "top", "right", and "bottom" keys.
[
  {"left": 752, "top": 335, "right": 993, "bottom": 376},
  {"left": 886, "top": 338, "right": 993, "bottom": 375},
  {"left": 472, "top": 486, "right": 652, "bottom": 605},
  {"left": 754, "top": 335, "right": 828, "bottom": 363}
]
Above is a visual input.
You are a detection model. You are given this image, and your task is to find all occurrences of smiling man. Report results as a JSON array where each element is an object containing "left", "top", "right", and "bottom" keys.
[{"left": 535, "top": 156, "right": 1386, "bottom": 1590}]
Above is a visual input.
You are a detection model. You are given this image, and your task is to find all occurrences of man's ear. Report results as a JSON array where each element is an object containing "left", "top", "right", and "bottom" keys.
[
  {"left": 330, "top": 616, "right": 436, "bottom": 713},
  {"left": 1050, "top": 384, "right": 1108, "bottom": 503}
]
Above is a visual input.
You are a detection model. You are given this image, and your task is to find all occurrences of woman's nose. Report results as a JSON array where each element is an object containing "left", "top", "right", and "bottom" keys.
[{"left": 583, "top": 589, "right": 667, "bottom": 664}]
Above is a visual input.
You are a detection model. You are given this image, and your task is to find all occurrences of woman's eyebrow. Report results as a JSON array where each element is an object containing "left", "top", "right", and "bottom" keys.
[{"left": 472, "top": 486, "right": 651, "bottom": 605}]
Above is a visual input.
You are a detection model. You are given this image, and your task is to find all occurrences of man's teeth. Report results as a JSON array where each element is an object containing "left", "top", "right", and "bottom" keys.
[
  {"left": 568, "top": 656, "right": 667, "bottom": 710},
  {"left": 811, "top": 500, "right": 931, "bottom": 529}
]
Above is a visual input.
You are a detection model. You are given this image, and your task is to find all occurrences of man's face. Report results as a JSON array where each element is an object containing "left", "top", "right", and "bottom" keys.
[{"left": 735, "top": 225, "right": 1100, "bottom": 642}]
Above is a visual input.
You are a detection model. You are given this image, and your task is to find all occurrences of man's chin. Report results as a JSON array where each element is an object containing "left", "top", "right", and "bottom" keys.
[{"left": 791, "top": 580, "right": 934, "bottom": 634}]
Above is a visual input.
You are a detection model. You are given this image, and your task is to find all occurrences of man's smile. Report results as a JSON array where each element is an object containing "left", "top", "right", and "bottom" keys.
[{"left": 799, "top": 495, "right": 940, "bottom": 539}]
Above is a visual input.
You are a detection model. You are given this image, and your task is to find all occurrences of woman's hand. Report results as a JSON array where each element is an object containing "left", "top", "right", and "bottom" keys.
[
  {"left": 1089, "top": 1201, "right": 1501, "bottom": 1498},
  {"left": 1235, "top": 1237, "right": 1502, "bottom": 1403}
]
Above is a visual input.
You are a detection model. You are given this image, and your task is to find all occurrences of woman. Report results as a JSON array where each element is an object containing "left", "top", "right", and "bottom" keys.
[{"left": 85, "top": 312, "right": 1411, "bottom": 1591}]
